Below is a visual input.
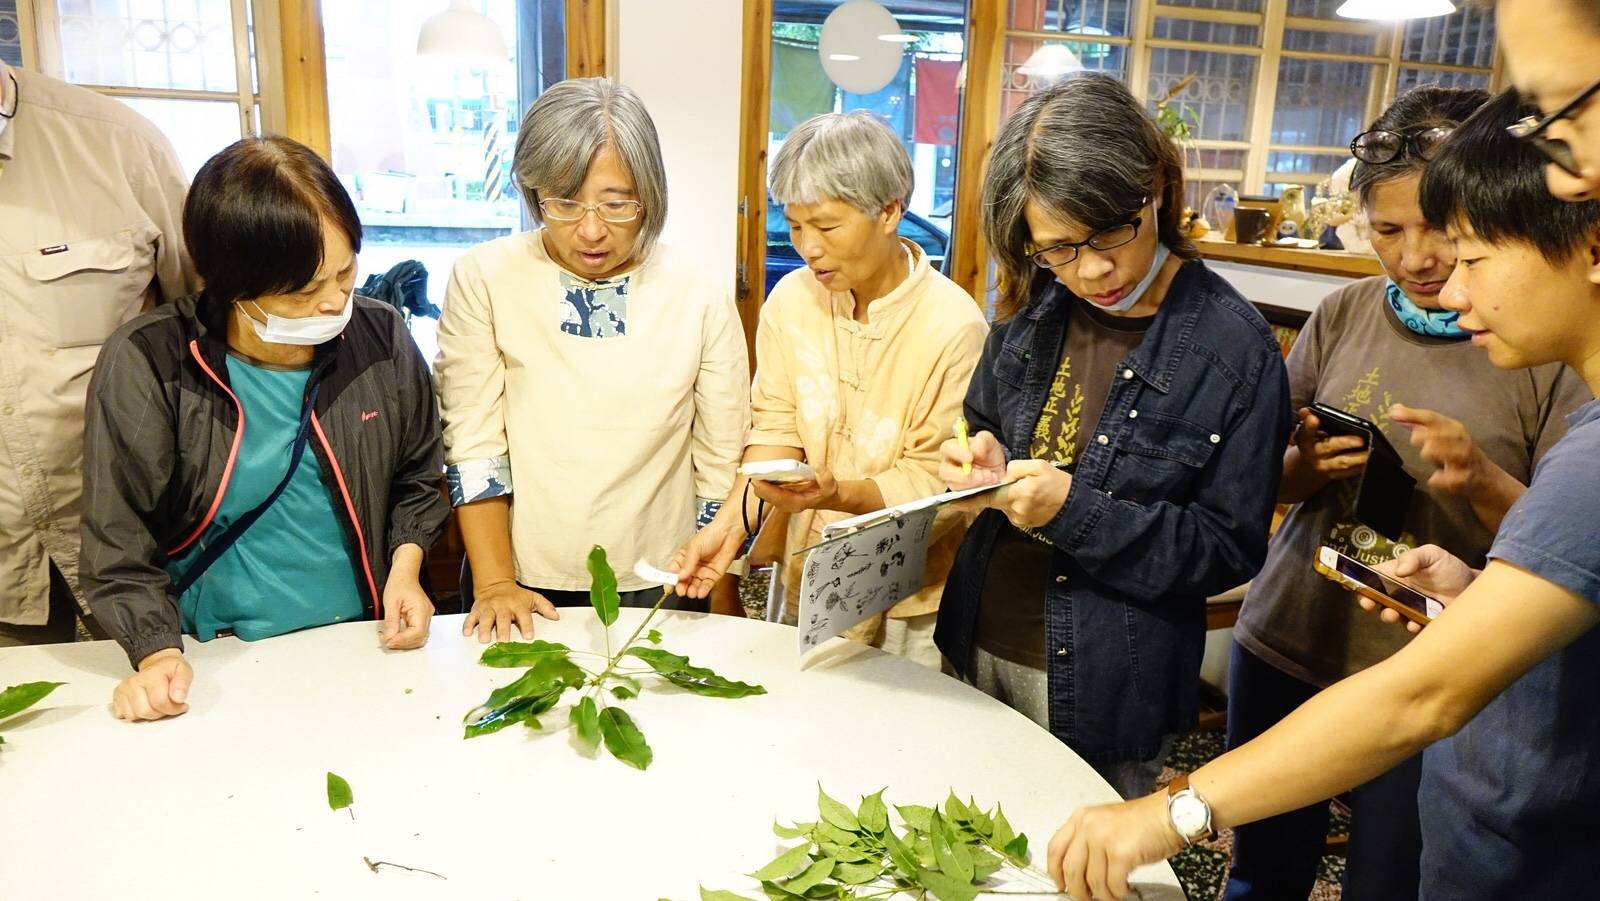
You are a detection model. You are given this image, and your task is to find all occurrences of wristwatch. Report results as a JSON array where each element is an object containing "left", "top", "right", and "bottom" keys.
[{"left": 1165, "top": 773, "right": 1216, "bottom": 844}]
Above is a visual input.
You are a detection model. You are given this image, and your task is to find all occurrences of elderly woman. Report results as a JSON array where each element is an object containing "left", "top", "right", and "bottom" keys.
[
  {"left": 673, "top": 111, "right": 987, "bottom": 668},
  {"left": 937, "top": 74, "right": 1291, "bottom": 798},
  {"left": 1223, "top": 86, "right": 1589, "bottom": 901},
  {"left": 436, "top": 77, "right": 749, "bottom": 641},
  {"left": 81, "top": 136, "right": 450, "bottom": 721}
]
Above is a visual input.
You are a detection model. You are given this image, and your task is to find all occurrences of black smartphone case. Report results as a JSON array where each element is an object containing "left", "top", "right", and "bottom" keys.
[{"left": 1308, "top": 403, "right": 1415, "bottom": 540}]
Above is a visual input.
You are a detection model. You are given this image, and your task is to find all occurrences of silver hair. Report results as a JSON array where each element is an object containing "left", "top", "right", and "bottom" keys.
[
  {"left": 512, "top": 77, "right": 668, "bottom": 261},
  {"left": 769, "top": 111, "right": 913, "bottom": 215},
  {"left": 981, "top": 72, "right": 1192, "bottom": 320}
]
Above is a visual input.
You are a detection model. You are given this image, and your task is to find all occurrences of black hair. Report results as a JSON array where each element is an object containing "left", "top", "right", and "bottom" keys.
[
  {"left": 183, "top": 136, "right": 363, "bottom": 304},
  {"left": 1350, "top": 86, "right": 1490, "bottom": 205},
  {"left": 1419, "top": 88, "right": 1600, "bottom": 263}
]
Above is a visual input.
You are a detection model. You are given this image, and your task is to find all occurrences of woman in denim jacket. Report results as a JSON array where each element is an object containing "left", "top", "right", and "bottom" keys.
[{"left": 937, "top": 74, "right": 1291, "bottom": 797}]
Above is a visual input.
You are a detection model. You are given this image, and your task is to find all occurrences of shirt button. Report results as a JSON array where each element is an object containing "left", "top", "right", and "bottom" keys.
[
  {"left": 1055, "top": 575, "right": 1067, "bottom": 583},
  {"left": 1122, "top": 369, "right": 1135, "bottom": 380},
  {"left": 1096, "top": 434, "right": 1109, "bottom": 446},
  {"left": 1128, "top": 409, "right": 1138, "bottom": 419},
  {"left": 1056, "top": 647, "right": 1068, "bottom": 656},
  {"left": 1210, "top": 433, "right": 1221, "bottom": 444}
]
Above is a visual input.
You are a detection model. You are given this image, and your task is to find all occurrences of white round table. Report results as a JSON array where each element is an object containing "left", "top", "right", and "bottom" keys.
[{"left": 0, "top": 611, "right": 1182, "bottom": 899}]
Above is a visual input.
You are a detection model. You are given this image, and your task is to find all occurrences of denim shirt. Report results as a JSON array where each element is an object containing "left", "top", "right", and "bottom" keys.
[{"left": 935, "top": 260, "right": 1291, "bottom": 764}]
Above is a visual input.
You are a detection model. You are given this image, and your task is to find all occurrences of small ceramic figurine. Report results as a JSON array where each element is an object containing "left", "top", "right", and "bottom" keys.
[
  {"left": 1278, "top": 185, "right": 1308, "bottom": 239},
  {"left": 1180, "top": 207, "right": 1210, "bottom": 240}
]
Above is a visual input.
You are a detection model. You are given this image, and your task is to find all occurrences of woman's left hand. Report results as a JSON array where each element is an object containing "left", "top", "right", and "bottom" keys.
[
  {"left": 380, "top": 574, "right": 434, "bottom": 650},
  {"left": 1047, "top": 791, "right": 1185, "bottom": 901},
  {"left": 987, "top": 459, "right": 1073, "bottom": 529},
  {"left": 751, "top": 466, "right": 839, "bottom": 515}
]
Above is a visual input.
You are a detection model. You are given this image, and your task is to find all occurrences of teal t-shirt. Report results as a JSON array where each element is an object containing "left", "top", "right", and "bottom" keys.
[{"left": 165, "top": 355, "right": 365, "bottom": 640}]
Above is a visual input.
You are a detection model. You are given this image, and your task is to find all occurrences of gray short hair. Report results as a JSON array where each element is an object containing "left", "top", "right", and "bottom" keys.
[
  {"left": 512, "top": 77, "right": 668, "bottom": 261},
  {"left": 982, "top": 73, "right": 1193, "bottom": 321},
  {"left": 769, "top": 111, "right": 913, "bottom": 215}
]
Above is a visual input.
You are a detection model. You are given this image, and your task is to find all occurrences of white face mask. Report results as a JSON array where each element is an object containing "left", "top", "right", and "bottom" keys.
[{"left": 238, "top": 290, "right": 355, "bottom": 346}]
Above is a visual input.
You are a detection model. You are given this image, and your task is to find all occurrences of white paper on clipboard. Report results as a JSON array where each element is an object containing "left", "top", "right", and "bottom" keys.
[{"left": 796, "top": 506, "right": 937, "bottom": 653}]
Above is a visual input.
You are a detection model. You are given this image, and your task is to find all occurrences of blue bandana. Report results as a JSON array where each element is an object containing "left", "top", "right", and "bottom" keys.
[{"left": 1386, "top": 279, "right": 1467, "bottom": 339}]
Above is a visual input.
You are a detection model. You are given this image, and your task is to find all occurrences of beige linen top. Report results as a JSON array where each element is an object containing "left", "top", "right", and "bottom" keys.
[
  {"left": 435, "top": 231, "right": 749, "bottom": 592},
  {"left": 751, "top": 240, "right": 988, "bottom": 619},
  {"left": 0, "top": 61, "right": 195, "bottom": 624}
]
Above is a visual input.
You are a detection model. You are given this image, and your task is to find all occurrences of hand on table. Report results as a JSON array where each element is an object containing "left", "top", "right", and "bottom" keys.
[
  {"left": 1365, "top": 544, "right": 1479, "bottom": 633},
  {"left": 112, "top": 648, "right": 193, "bottom": 721},
  {"left": 462, "top": 580, "right": 558, "bottom": 643},
  {"left": 380, "top": 572, "right": 434, "bottom": 650},
  {"left": 1047, "top": 790, "right": 1185, "bottom": 900}
]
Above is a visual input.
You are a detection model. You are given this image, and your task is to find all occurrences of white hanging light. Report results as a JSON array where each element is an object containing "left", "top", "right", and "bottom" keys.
[
  {"left": 417, "top": 0, "right": 509, "bottom": 64},
  {"left": 1336, "top": 0, "right": 1456, "bottom": 20},
  {"left": 1018, "top": 44, "right": 1084, "bottom": 81}
]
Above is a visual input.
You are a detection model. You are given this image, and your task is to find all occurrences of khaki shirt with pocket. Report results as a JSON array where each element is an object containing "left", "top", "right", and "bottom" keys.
[{"left": 0, "top": 62, "right": 195, "bottom": 625}]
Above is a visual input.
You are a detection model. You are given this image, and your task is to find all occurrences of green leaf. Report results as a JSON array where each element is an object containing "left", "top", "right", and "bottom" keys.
[
  {"left": 463, "top": 695, "right": 542, "bottom": 738},
  {"left": 929, "top": 812, "right": 973, "bottom": 883},
  {"left": 570, "top": 696, "right": 601, "bottom": 750},
  {"left": 856, "top": 789, "right": 888, "bottom": 835},
  {"left": 812, "top": 823, "right": 863, "bottom": 849},
  {"left": 896, "top": 804, "right": 935, "bottom": 834},
  {"left": 943, "top": 791, "right": 972, "bottom": 824},
  {"left": 971, "top": 849, "right": 1004, "bottom": 881},
  {"left": 816, "top": 841, "right": 871, "bottom": 863},
  {"left": 817, "top": 785, "right": 860, "bottom": 832},
  {"left": 967, "top": 801, "right": 994, "bottom": 839},
  {"left": 700, "top": 890, "right": 759, "bottom": 901},
  {"left": 325, "top": 772, "right": 353, "bottom": 812},
  {"left": 479, "top": 655, "right": 584, "bottom": 711},
  {"left": 773, "top": 820, "right": 815, "bottom": 840},
  {"left": 831, "top": 860, "right": 885, "bottom": 885},
  {"left": 1002, "top": 833, "right": 1030, "bottom": 867},
  {"left": 598, "top": 706, "right": 652, "bottom": 769},
  {"left": 916, "top": 867, "right": 980, "bottom": 901},
  {"left": 990, "top": 804, "right": 1017, "bottom": 850},
  {"left": 479, "top": 639, "right": 572, "bottom": 668},
  {"left": 627, "top": 648, "right": 767, "bottom": 699},
  {"left": 782, "top": 858, "right": 835, "bottom": 894},
  {"left": 750, "top": 843, "right": 813, "bottom": 881},
  {"left": 0, "top": 682, "right": 64, "bottom": 721},
  {"left": 883, "top": 827, "right": 921, "bottom": 878},
  {"left": 646, "top": 629, "right": 663, "bottom": 645},
  {"left": 587, "top": 545, "right": 622, "bottom": 627},
  {"left": 610, "top": 685, "right": 638, "bottom": 700}
]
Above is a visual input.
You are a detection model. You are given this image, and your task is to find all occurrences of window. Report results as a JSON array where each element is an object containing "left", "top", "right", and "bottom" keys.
[
  {"left": 761, "top": 0, "right": 969, "bottom": 295},
  {"left": 1001, "top": 0, "right": 1499, "bottom": 206},
  {"left": 322, "top": 0, "right": 565, "bottom": 362},
  {"left": 21, "top": 0, "right": 269, "bottom": 178}
]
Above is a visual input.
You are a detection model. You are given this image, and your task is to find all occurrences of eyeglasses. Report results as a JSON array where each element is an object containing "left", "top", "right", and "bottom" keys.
[
  {"left": 1027, "top": 206, "right": 1146, "bottom": 269},
  {"left": 538, "top": 198, "right": 644, "bottom": 223},
  {"left": 1349, "top": 127, "right": 1455, "bottom": 164},
  {"left": 1507, "top": 77, "right": 1600, "bottom": 178}
]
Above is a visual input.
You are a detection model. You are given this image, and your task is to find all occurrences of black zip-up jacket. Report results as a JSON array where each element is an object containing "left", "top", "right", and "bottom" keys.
[{"left": 80, "top": 293, "right": 450, "bottom": 667}]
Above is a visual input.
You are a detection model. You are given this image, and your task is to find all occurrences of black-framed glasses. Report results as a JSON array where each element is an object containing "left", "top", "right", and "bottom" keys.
[
  {"left": 1028, "top": 207, "right": 1145, "bottom": 269},
  {"left": 538, "top": 198, "right": 643, "bottom": 223},
  {"left": 1349, "top": 126, "right": 1455, "bottom": 164},
  {"left": 1507, "top": 77, "right": 1600, "bottom": 178}
]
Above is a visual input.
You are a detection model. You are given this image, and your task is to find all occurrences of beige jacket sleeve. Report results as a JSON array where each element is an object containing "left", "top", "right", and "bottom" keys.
[
  {"left": 869, "top": 319, "right": 988, "bottom": 509},
  {"left": 131, "top": 129, "right": 197, "bottom": 302},
  {"left": 747, "top": 301, "right": 804, "bottom": 449},
  {"left": 434, "top": 254, "right": 513, "bottom": 506},
  {"left": 691, "top": 287, "right": 752, "bottom": 503}
]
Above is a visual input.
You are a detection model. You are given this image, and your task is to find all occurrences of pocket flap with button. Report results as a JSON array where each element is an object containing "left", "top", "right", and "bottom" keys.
[
  {"left": 22, "top": 235, "right": 137, "bottom": 282},
  {"left": 1121, "top": 412, "right": 1219, "bottom": 468}
]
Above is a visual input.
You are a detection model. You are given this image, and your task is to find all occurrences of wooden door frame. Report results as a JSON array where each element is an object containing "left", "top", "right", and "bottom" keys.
[
  {"left": 734, "top": 0, "right": 773, "bottom": 369},
  {"left": 948, "top": 0, "right": 1003, "bottom": 304}
]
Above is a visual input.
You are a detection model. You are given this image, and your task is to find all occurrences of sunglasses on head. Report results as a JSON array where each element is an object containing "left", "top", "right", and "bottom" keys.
[
  {"left": 1350, "top": 126, "right": 1456, "bottom": 164},
  {"left": 1507, "top": 77, "right": 1600, "bottom": 178}
]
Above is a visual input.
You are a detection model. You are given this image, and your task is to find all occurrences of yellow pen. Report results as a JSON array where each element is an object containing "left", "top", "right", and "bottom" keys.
[{"left": 954, "top": 415, "right": 972, "bottom": 475}]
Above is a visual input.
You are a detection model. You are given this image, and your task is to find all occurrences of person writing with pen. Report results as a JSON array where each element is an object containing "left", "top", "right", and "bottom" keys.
[{"left": 935, "top": 74, "right": 1291, "bottom": 799}]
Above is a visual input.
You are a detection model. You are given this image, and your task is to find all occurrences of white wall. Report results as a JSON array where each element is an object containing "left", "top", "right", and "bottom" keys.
[{"left": 614, "top": 0, "right": 745, "bottom": 296}]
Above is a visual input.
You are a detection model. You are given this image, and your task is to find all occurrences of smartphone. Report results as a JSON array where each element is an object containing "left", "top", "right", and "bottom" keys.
[
  {"left": 1307, "top": 402, "right": 1403, "bottom": 463},
  {"left": 1314, "top": 545, "right": 1443, "bottom": 625},
  {"left": 739, "top": 459, "right": 819, "bottom": 484}
]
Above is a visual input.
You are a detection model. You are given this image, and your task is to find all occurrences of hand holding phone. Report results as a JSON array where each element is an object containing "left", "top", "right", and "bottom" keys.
[
  {"left": 1314, "top": 545, "right": 1444, "bottom": 627},
  {"left": 1293, "top": 407, "right": 1370, "bottom": 482},
  {"left": 739, "top": 459, "right": 819, "bottom": 484}
]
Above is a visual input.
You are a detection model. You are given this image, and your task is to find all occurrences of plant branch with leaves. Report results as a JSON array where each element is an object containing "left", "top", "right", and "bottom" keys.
[
  {"left": 696, "top": 788, "right": 1067, "bottom": 901},
  {"left": 463, "top": 546, "right": 765, "bottom": 769},
  {"left": 0, "top": 681, "right": 64, "bottom": 747}
]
